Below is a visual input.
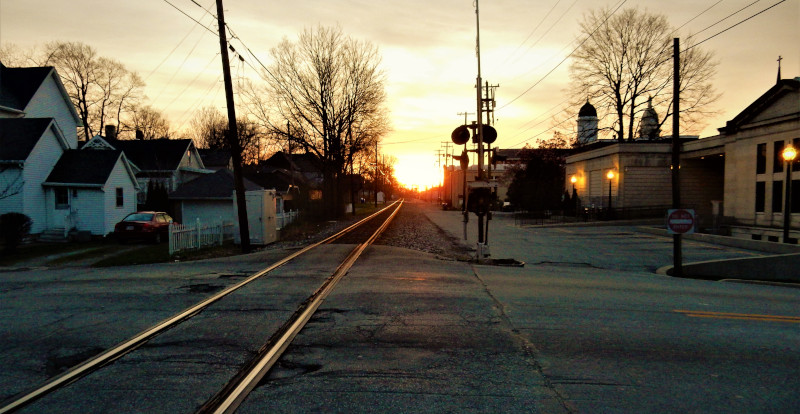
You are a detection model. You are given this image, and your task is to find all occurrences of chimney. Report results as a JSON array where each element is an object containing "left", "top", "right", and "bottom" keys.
[
  {"left": 136, "top": 129, "right": 144, "bottom": 140},
  {"left": 105, "top": 124, "right": 116, "bottom": 140}
]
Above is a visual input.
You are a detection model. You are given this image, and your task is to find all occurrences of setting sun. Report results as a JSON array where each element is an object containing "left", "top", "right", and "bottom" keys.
[{"left": 393, "top": 153, "right": 443, "bottom": 190}]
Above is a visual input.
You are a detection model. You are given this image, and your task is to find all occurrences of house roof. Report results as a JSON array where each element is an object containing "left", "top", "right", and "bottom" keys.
[
  {"left": 103, "top": 138, "right": 194, "bottom": 171},
  {"left": 198, "top": 148, "right": 231, "bottom": 169},
  {"left": 44, "top": 149, "right": 125, "bottom": 186},
  {"left": 169, "top": 169, "right": 261, "bottom": 200},
  {"left": 0, "top": 118, "right": 57, "bottom": 161},
  {"left": 0, "top": 62, "right": 52, "bottom": 112},
  {"left": 719, "top": 78, "right": 800, "bottom": 135},
  {"left": 262, "top": 151, "right": 321, "bottom": 174}
]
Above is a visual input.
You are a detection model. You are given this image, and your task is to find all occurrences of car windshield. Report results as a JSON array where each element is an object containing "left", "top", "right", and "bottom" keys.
[{"left": 123, "top": 213, "right": 154, "bottom": 222}]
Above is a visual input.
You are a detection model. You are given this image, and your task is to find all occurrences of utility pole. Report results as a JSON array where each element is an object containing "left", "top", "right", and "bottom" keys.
[
  {"left": 457, "top": 112, "right": 474, "bottom": 126},
  {"left": 216, "top": 0, "right": 250, "bottom": 253},
  {"left": 672, "top": 38, "right": 682, "bottom": 277},
  {"left": 374, "top": 140, "right": 378, "bottom": 207}
]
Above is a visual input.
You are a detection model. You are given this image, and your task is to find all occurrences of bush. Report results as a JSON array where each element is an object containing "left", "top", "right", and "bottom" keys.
[{"left": 0, "top": 212, "right": 32, "bottom": 253}]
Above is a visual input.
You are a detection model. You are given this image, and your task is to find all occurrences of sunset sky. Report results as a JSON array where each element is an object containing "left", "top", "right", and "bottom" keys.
[{"left": 1, "top": 0, "right": 797, "bottom": 188}]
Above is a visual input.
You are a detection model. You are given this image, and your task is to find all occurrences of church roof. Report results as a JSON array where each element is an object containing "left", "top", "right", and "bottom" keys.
[
  {"left": 578, "top": 101, "right": 597, "bottom": 118},
  {"left": 718, "top": 78, "right": 800, "bottom": 135}
]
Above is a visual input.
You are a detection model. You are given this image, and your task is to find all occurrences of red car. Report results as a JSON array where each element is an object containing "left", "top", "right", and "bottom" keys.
[{"left": 114, "top": 211, "right": 175, "bottom": 243}]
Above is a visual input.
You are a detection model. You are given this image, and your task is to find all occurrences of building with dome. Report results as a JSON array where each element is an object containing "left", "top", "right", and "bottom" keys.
[
  {"left": 576, "top": 101, "right": 599, "bottom": 145},
  {"left": 564, "top": 77, "right": 800, "bottom": 242}
]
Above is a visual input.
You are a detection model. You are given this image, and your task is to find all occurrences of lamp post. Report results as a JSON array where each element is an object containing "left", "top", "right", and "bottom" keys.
[
  {"left": 782, "top": 145, "right": 797, "bottom": 243},
  {"left": 606, "top": 170, "right": 615, "bottom": 216},
  {"left": 570, "top": 176, "right": 578, "bottom": 216}
]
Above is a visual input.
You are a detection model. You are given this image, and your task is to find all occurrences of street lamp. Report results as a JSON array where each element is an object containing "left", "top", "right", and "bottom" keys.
[
  {"left": 782, "top": 145, "right": 797, "bottom": 243},
  {"left": 606, "top": 170, "right": 615, "bottom": 215}
]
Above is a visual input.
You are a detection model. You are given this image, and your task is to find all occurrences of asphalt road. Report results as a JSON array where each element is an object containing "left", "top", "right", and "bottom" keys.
[{"left": 1, "top": 202, "right": 798, "bottom": 413}]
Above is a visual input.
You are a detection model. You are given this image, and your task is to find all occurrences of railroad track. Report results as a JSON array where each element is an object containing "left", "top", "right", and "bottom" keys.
[{"left": 0, "top": 200, "right": 403, "bottom": 414}]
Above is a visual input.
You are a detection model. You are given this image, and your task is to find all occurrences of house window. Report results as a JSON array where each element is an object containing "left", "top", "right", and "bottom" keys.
[
  {"left": 72, "top": 188, "right": 78, "bottom": 198},
  {"left": 116, "top": 188, "right": 124, "bottom": 208},
  {"left": 756, "top": 143, "right": 766, "bottom": 174},
  {"left": 772, "top": 181, "right": 783, "bottom": 212},
  {"left": 755, "top": 181, "right": 765, "bottom": 213},
  {"left": 773, "top": 141, "right": 784, "bottom": 173},
  {"left": 55, "top": 188, "right": 69, "bottom": 210}
]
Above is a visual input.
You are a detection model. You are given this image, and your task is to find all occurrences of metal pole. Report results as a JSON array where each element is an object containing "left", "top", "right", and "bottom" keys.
[
  {"left": 474, "top": 0, "right": 486, "bottom": 253},
  {"left": 672, "top": 38, "right": 682, "bottom": 276},
  {"left": 784, "top": 159, "right": 793, "bottom": 242}
]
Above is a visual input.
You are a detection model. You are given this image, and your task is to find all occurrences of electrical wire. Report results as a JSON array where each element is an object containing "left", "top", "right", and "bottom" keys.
[
  {"left": 161, "top": 0, "right": 217, "bottom": 35},
  {"left": 687, "top": 0, "right": 786, "bottom": 50},
  {"left": 689, "top": 0, "right": 762, "bottom": 38},
  {"left": 499, "top": 0, "right": 562, "bottom": 67},
  {"left": 672, "top": 0, "right": 724, "bottom": 35},
  {"left": 499, "top": 0, "right": 629, "bottom": 110}
]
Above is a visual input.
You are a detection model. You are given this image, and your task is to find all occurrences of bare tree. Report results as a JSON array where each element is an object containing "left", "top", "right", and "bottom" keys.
[
  {"left": 128, "top": 104, "right": 171, "bottom": 140},
  {"left": 569, "top": 7, "right": 719, "bottom": 142},
  {"left": 243, "top": 25, "right": 390, "bottom": 217},
  {"left": 42, "top": 41, "right": 99, "bottom": 141},
  {"left": 188, "top": 106, "right": 228, "bottom": 148},
  {"left": 188, "top": 107, "right": 262, "bottom": 164},
  {"left": 5, "top": 41, "right": 147, "bottom": 141}
]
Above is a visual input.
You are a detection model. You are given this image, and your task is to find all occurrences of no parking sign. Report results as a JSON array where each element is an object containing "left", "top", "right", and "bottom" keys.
[{"left": 666, "top": 209, "right": 696, "bottom": 235}]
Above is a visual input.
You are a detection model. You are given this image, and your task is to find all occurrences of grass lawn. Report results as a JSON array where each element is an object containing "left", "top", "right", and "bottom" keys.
[{"left": 1, "top": 204, "right": 391, "bottom": 268}]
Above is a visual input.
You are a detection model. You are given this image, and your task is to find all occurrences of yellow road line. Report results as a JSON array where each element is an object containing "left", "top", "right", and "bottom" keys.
[{"left": 674, "top": 309, "right": 800, "bottom": 323}]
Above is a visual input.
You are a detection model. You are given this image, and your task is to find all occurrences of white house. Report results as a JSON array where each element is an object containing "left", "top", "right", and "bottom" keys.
[
  {"left": 0, "top": 62, "right": 139, "bottom": 238},
  {"left": 83, "top": 131, "right": 210, "bottom": 207},
  {"left": 42, "top": 149, "right": 138, "bottom": 236},
  {"left": 0, "top": 118, "right": 71, "bottom": 234}
]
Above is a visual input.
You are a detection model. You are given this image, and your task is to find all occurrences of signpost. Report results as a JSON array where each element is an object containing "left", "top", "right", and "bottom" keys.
[{"left": 666, "top": 209, "right": 696, "bottom": 235}]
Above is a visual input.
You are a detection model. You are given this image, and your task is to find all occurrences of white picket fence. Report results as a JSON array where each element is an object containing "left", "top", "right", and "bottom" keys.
[
  {"left": 169, "top": 219, "right": 235, "bottom": 255},
  {"left": 276, "top": 210, "right": 299, "bottom": 230}
]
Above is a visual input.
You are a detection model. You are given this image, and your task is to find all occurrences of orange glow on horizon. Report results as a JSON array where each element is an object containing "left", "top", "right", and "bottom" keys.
[{"left": 393, "top": 153, "right": 442, "bottom": 190}]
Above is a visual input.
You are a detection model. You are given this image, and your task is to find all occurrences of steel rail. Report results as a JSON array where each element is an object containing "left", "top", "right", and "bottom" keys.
[
  {"left": 0, "top": 200, "right": 402, "bottom": 414},
  {"left": 200, "top": 200, "right": 404, "bottom": 414}
]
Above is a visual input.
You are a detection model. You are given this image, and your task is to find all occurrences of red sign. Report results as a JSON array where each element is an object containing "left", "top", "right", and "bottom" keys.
[{"left": 666, "top": 209, "right": 695, "bottom": 234}]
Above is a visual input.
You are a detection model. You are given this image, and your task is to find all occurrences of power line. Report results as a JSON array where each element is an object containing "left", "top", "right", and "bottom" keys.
[
  {"left": 672, "top": 0, "right": 724, "bottom": 35},
  {"left": 499, "top": 0, "right": 629, "bottom": 110},
  {"left": 499, "top": 0, "right": 562, "bottom": 67},
  {"left": 690, "top": 0, "right": 762, "bottom": 38},
  {"left": 688, "top": 0, "right": 787, "bottom": 50},
  {"left": 161, "top": 0, "right": 217, "bottom": 35}
]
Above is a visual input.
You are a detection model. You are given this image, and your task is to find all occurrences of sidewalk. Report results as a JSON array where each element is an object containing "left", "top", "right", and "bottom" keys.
[{"left": 414, "top": 200, "right": 799, "bottom": 282}]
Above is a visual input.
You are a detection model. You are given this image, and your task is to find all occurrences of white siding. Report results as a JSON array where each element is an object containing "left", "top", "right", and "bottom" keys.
[
  {"left": 22, "top": 127, "right": 64, "bottom": 233},
  {"left": 0, "top": 168, "right": 24, "bottom": 215},
  {"left": 180, "top": 200, "right": 233, "bottom": 225},
  {"left": 68, "top": 188, "right": 103, "bottom": 234},
  {"left": 102, "top": 157, "right": 137, "bottom": 235},
  {"left": 24, "top": 74, "right": 79, "bottom": 149}
]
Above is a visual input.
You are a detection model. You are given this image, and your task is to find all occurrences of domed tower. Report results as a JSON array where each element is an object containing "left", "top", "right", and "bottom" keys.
[
  {"left": 638, "top": 96, "right": 660, "bottom": 140},
  {"left": 576, "top": 100, "right": 598, "bottom": 145}
]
